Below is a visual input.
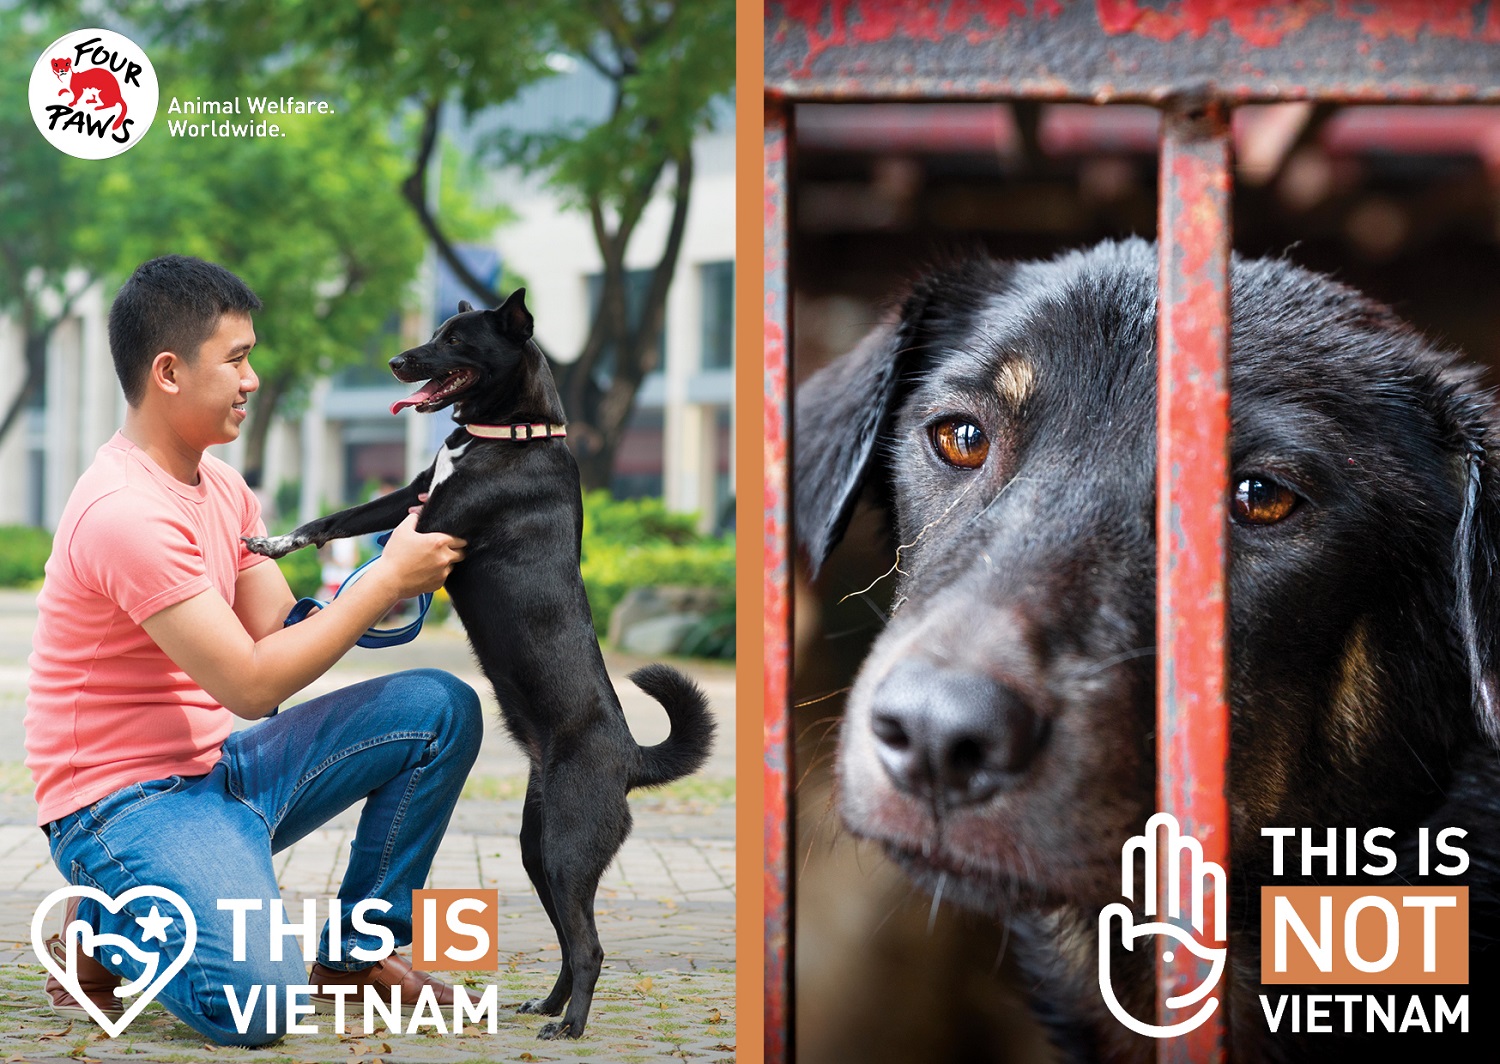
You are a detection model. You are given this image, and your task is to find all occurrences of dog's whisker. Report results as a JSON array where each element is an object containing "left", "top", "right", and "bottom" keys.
[
  {"left": 795, "top": 689, "right": 852, "bottom": 711},
  {"left": 867, "top": 892, "right": 909, "bottom": 944},
  {"left": 796, "top": 713, "right": 843, "bottom": 749},
  {"left": 821, "top": 621, "right": 887, "bottom": 639},
  {"left": 927, "top": 873, "right": 947, "bottom": 936},
  {"left": 838, "top": 558, "right": 905, "bottom": 605},
  {"left": 800, "top": 811, "right": 841, "bottom": 883},
  {"left": 1081, "top": 646, "right": 1159, "bottom": 677},
  {"left": 840, "top": 478, "right": 983, "bottom": 606},
  {"left": 969, "top": 473, "right": 1045, "bottom": 526},
  {"left": 1392, "top": 727, "right": 1444, "bottom": 792},
  {"left": 991, "top": 920, "right": 1012, "bottom": 976},
  {"left": 795, "top": 747, "right": 842, "bottom": 796}
]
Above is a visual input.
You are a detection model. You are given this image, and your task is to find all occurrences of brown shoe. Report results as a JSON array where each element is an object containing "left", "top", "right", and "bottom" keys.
[
  {"left": 44, "top": 897, "right": 124, "bottom": 1023},
  {"left": 309, "top": 955, "right": 468, "bottom": 1013}
]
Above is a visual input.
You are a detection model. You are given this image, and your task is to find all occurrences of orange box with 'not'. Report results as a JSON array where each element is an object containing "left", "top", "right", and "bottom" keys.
[
  {"left": 1262, "top": 887, "right": 1468, "bottom": 984},
  {"left": 412, "top": 889, "right": 499, "bottom": 971}
]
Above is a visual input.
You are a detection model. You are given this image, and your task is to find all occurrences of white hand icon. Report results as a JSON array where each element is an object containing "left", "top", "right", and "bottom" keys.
[{"left": 1097, "top": 812, "right": 1228, "bottom": 1039}]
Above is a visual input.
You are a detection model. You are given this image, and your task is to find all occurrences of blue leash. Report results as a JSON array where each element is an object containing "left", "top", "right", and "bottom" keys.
[{"left": 282, "top": 532, "right": 433, "bottom": 649}]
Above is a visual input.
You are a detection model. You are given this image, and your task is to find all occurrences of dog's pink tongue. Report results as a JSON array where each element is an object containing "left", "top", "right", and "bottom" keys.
[{"left": 390, "top": 382, "right": 440, "bottom": 415}]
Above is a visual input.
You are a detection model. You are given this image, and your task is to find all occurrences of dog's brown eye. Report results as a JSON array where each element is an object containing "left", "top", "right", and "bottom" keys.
[
  {"left": 931, "top": 419, "right": 989, "bottom": 469},
  {"left": 1232, "top": 477, "right": 1297, "bottom": 525}
]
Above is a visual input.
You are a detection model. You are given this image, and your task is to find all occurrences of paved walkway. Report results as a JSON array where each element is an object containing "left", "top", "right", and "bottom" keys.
[{"left": 0, "top": 589, "right": 736, "bottom": 1061}]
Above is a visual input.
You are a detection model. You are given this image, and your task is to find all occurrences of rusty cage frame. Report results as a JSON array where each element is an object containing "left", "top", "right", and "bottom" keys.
[{"left": 763, "top": 2, "right": 1500, "bottom": 1061}]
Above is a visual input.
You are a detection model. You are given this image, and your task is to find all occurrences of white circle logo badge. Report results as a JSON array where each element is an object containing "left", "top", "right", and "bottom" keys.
[{"left": 28, "top": 28, "right": 159, "bottom": 160}]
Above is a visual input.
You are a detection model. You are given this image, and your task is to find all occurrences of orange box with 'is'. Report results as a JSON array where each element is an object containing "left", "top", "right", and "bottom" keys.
[{"left": 412, "top": 889, "right": 500, "bottom": 972}]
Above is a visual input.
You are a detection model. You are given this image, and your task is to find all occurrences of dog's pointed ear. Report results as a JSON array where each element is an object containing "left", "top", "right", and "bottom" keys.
[
  {"left": 457, "top": 300, "right": 475, "bottom": 313},
  {"left": 492, "top": 288, "right": 534, "bottom": 341},
  {"left": 795, "top": 321, "right": 911, "bottom": 578}
]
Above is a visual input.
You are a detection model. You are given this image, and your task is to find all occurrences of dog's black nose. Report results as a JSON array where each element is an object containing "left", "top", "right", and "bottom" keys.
[
  {"left": 869, "top": 660, "right": 1043, "bottom": 807},
  {"left": 389, "top": 354, "right": 409, "bottom": 375}
]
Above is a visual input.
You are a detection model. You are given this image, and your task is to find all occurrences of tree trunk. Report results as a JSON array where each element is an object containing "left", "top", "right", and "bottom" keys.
[
  {"left": 401, "top": 99, "right": 504, "bottom": 310},
  {"left": 240, "top": 371, "right": 290, "bottom": 491},
  {"left": 568, "top": 148, "right": 695, "bottom": 493},
  {"left": 0, "top": 277, "right": 92, "bottom": 447},
  {"left": 0, "top": 327, "right": 50, "bottom": 447}
]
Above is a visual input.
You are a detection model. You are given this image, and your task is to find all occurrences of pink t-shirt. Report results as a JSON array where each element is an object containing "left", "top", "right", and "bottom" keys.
[{"left": 24, "top": 432, "right": 270, "bottom": 825}]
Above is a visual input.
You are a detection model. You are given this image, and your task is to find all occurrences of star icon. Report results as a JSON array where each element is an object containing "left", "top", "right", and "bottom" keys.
[{"left": 136, "top": 905, "right": 173, "bottom": 943}]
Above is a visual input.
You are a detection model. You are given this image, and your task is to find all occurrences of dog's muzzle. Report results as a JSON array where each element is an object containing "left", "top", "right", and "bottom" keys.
[{"left": 867, "top": 659, "right": 1046, "bottom": 809}]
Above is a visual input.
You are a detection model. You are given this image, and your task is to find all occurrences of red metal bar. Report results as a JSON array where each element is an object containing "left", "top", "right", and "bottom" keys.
[
  {"left": 766, "top": 0, "right": 1500, "bottom": 103},
  {"left": 763, "top": 97, "right": 793, "bottom": 1064},
  {"left": 1156, "top": 101, "right": 1232, "bottom": 1063}
]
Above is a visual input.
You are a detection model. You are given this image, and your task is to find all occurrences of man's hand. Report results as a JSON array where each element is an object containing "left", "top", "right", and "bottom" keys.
[
  {"left": 144, "top": 515, "right": 463, "bottom": 720},
  {"left": 373, "top": 512, "right": 466, "bottom": 599}
]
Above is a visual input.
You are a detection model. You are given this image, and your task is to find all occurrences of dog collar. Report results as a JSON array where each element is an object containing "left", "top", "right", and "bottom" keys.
[{"left": 465, "top": 422, "right": 567, "bottom": 441}]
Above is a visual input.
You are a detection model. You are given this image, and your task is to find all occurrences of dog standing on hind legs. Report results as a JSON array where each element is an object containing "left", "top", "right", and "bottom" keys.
[{"left": 245, "top": 290, "right": 715, "bottom": 1039}]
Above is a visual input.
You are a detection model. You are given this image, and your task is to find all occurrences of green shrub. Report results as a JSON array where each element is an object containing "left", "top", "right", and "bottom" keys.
[
  {"left": 582, "top": 491, "right": 700, "bottom": 545},
  {"left": 275, "top": 549, "right": 323, "bottom": 600},
  {"left": 0, "top": 525, "right": 53, "bottom": 587},
  {"left": 579, "top": 491, "right": 735, "bottom": 658}
]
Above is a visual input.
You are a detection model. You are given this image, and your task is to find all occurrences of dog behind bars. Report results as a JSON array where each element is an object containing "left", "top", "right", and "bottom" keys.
[{"left": 795, "top": 239, "right": 1500, "bottom": 1061}]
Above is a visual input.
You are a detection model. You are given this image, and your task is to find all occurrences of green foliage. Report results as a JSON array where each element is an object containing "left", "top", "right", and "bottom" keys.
[
  {"left": 677, "top": 602, "right": 736, "bottom": 660},
  {"left": 0, "top": 526, "right": 53, "bottom": 587},
  {"left": 0, "top": 7, "right": 107, "bottom": 439},
  {"left": 117, "top": 0, "right": 553, "bottom": 116},
  {"left": 274, "top": 549, "right": 322, "bottom": 601},
  {"left": 495, "top": 2, "right": 736, "bottom": 218},
  {"left": 582, "top": 491, "right": 700, "bottom": 546},
  {"left": 88, "top": 66, "right": 425, "bottom": 419},
  {"left": 579, "top": 491, "right": 734, "bottom": 657},
  {"left": 0, "top": 10, "right": 77, "bottom": 298},
  {"left": 1, "top": 11, "right": 426, "bottom": 461}
]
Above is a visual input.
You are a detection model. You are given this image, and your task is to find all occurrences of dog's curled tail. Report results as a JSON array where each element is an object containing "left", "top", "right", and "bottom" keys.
[{"left": 628, "top": 664, "right": 716, "bottom": 790}]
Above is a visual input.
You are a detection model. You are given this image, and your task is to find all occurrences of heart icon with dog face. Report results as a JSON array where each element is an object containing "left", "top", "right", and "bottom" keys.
[{"left": 31, "top": 885, "right": 196, "bottom": 1037}]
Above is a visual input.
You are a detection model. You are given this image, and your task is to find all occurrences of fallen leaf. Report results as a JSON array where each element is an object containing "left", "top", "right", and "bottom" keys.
[{"left": 707, "top": 1008, "right": 724, "bottom": 1024}]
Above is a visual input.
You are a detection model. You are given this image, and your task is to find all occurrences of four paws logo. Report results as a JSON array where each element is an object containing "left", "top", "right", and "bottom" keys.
[
  {"left": 28, "top": 28, "right": 159, "bottom": 159},
  {"left": 1098, "top": 812, "right": 1228, "bottom": 1039},
  {"left": 31, "top": 885, "right": 196, "bottom": 1037}
]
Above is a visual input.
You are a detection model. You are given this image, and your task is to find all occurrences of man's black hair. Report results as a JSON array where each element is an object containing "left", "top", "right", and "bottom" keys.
[{"left": 107, "top": 256, "right": 262, "bottom": 405}]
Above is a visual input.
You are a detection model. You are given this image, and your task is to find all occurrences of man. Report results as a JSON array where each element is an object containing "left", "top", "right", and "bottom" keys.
[{"left": 24, "top": 256, "right": 477, "bottom": 1045}]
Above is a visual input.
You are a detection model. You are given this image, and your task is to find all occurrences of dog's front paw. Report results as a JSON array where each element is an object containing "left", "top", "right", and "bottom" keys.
[
  {"left": 242, "top": 533, "right": 305, "bottom": 559},
  {"left": 537, "top": 1020, "right": 578, "bottom": 1040},
  {"left": 518, "top": 997, "right": 562, "bottom": 1016}
]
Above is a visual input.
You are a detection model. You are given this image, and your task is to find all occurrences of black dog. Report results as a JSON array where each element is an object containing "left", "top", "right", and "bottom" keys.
[
  {"left": 247, "top": 291, "right": 715, "bottom": 1039},
  {"left": 796, "top": 240, "right": 1500, "bottom": 1061}
]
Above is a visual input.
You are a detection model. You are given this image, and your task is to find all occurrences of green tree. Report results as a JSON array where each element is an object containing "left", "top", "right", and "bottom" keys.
[
  {"left": 509, "top": 2, "right": 735, "bottom": 490},
  {"left": 113, "top": 0, "right": 735, "bottom": 491},
  {"left": 0, "top": 14, "right": 425, "bottom": 486},
  {"left": 91, "top": 64, "right": 425, "bottom": 487},
  {"left": 0, "top": 8, "right": 98, "bottom": 444}
]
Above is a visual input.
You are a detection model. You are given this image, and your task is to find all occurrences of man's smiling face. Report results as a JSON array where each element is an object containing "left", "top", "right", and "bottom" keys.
[{"left": 173, "top": 311, "right": 258, "bottom": 448}]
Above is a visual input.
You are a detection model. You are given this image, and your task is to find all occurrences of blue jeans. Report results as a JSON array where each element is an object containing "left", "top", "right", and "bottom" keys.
[{"left": 46, "top": 669, "right": 482, "bottom": 1046}]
